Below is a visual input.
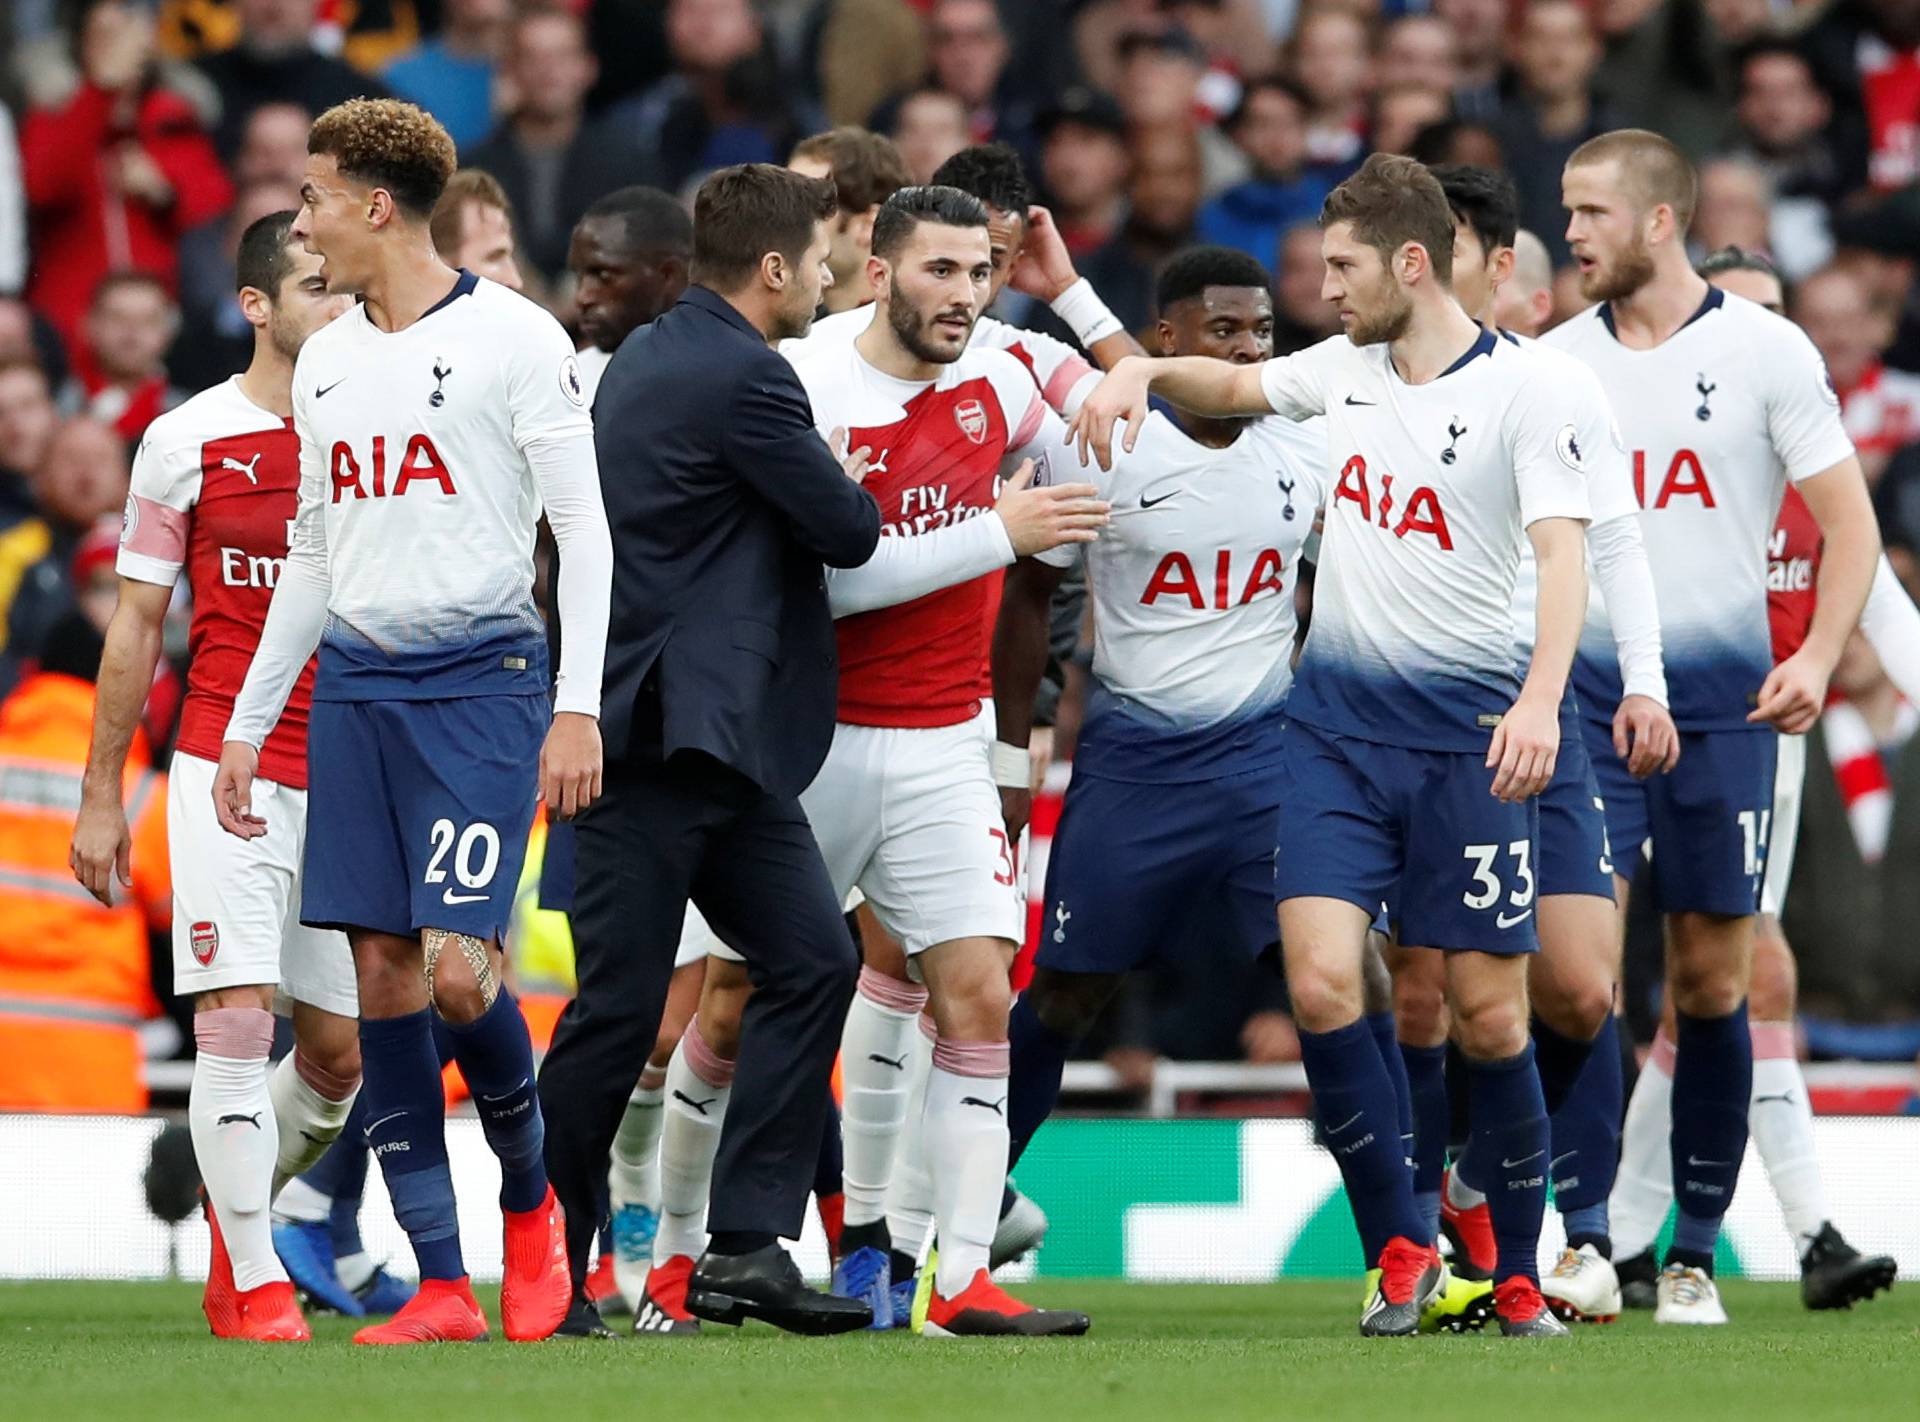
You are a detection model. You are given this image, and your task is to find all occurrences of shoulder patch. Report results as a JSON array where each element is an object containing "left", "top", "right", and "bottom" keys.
[
  {"left": 560, "top": 354, "right": 586, "bottom": 406},
  {"left": 1554, "top": 422, "right": 1586, "bottom": 472}
]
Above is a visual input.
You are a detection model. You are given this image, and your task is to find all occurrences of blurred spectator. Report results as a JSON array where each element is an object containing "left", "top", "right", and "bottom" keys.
[
  {"left": 195, "top": 0, "right": 389, "bottom": 162},
  {"left": 0, "top": 535, "right": 168, "bottom": 1114},
  {"left": 1493, "top": 228, "right": 1556, "bottom": 336},
  {"left": 6, "top": 418, "right": 132, "bottom": 689},
  {"left": 62, "top": 274, "right": 184, "bottom": 444},
  {"left": 230, "top": 100, "right": 311, "bottom": 189},
  {"left": 1551, "top": 262, "right": 1590, "bottom": 326},
  {"left": 1273, "top": 220, "right": 1340, "bottom": 352},
  {"left": 789, "top": 126, "right": 912, "bottom": 315},
  {"left": 21, "top": 0, "right": 233, "bottom": 355},
  {"left": 891, "top": 87, "right": 971, "bottom": 184},
  {"left": 1433, "top": 0, "right": 1510, "bottom": 121},
  {"left": 154, "top": 0, "right": 428, "bottom": 72},
  {"left": 172, "top": 178, "right": 300, "bottom": 391},
  {"left": 1376, "top": 15, "right": 1459, "bottom": 106},
  {"left": 0, "top": 297, "right": 70, "bottom": 395},
  {"left": 1373, "top": 85, "right": 1453, "bottom": 156},
  {"left": 1794, "top": 0, "right": 1920, "bottom": 196},
  {"left": 430, "top": 169, "right": 524, "bottom": 291},
  {"left": 1076, "top": 0, "right": 1277, "bottom": 106},
  {"left": 384, "top": 0, "right": 511, "bottom": 154},
  {"left": 1497, "top": 0, "right": 1615, "bottom": 265},
  {"left": 612, "top": 0, "right": 819, "bottom": 197},
  {"left": 1791, "top": 264, "right": 1920, "bottom": 482},
  {"left": 468, "top": 7, "right": 657, "bottom": 282},
  {"left": 871, "top": 0, "right": 1037, "bottom": 159},
  {"left": 0, "top": 105, "right": 24, "bottom": 295},
  {"left": 1785, "top": 630, "right": 1920, "bottom": 1019},
  {"left": 1288, "top": 7, "right": 1370, "bottom": 183},
  {"left": 1878, "top": 441, "right": 1920, "bottom": 599},
  {"left": 815, "top": 0, "right": 928, "bottom": 129},
  {"left": 1112, "top": 28, "right": 1247, "bottom": 195},
  {"left": 1037, "top": 87, "right": 1132, "bottom": 258},
  {"left": 1689, "top": 157, "right": 1772, "bottom": 259},
  {"left": 1127, "top": 123, "right": 1205, "bottom": 261},
  {"left": 1726, "top": 42, "right": 1844, "bottom": 209},
  {"left": 1701, "top": 0, "right": 1771, "bottom": 47},
  {"left": 0, "top": 362, "right": 57, "bottom": 522},
  {"left": 1407, "top": 116, "right": 1507, "bottom": 171},
  {"left": 1196, "top": 78, "right": 1330, "bottom": 263},
  {"left": 1591, "top": 0, "right": 1729, "bottom": 161}
]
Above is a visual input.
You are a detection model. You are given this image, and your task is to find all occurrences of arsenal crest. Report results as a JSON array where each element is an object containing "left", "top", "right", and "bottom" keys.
[
  {"left": 190, "top": 921, "right": 219, "bottom": 966},
  {"left": 954, "top": 398, "right": 988, "bottom": 445}
]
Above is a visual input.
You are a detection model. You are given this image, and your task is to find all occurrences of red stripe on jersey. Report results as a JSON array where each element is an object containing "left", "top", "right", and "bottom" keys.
[
  {"left": 178, "top": 423, "right": 315, "bottom": 788},
  {"left": 835, "top": 376, "right": 1012, "bottom": 727},
  {"left": 1768, "top": 485, "right": 1822, "bottom": 666},
  {"left": 1041, "top": 356, "right": 1094, "bottom": 410}
]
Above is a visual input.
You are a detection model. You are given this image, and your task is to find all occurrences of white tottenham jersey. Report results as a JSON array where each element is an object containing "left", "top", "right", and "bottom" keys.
[
  {"left": 786, "top": 307, "right": 1101, "bottom": 413},
  {"left": 228, "top": 272, "right": 610, "bottom": 745},
  {"left": 1543, "top": 287, "right": 1855, "bottom": 729},
  {"left": 575, "top": 344, "right": 614, "bottom": 407},
  {"left": 1259, "top": 328, "right": 1594, "bottom": 751}
]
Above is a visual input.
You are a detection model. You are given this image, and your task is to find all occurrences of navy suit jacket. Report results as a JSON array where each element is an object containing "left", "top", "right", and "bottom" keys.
[{"left": 591, "top": 286, "right": 881, "bottom": 798}]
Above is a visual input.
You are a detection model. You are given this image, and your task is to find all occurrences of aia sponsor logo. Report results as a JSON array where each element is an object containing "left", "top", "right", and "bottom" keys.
[
  {"left": 954, "top": 398, "right": 988, "bottom": 444},
  {"left": 190, "top": 921, "right": 219, "bottom": 966},
  {"left": 329, "top": 434, "right": 457, "bottom": 503}
]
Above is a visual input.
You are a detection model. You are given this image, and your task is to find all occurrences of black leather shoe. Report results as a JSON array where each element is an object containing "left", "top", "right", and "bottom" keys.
[
  {"left": 553, "top": 1293, "right": 620, "bottom": 1339},
  {"left": 688, "top": 1244, "right": 873, "bottom": 1335}
]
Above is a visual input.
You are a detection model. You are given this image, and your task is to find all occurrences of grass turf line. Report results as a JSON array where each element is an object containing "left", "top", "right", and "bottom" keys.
[{"left": 2, "top": 1280, "right": 1915, "bottom": 1421}]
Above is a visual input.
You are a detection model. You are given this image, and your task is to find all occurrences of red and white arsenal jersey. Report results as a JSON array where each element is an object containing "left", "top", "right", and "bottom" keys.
[
  {"left": 117, "top": 378, "right": 314, "bottom": 787},
  {"left": 787, "top": 340, "right": 1061, "bottom": 727},
  {"left": 1768, "top": 484, "right": 1822, "bottom": 667}
]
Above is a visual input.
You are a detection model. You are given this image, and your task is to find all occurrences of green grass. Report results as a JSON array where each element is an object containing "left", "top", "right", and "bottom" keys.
[{"left": 3, "top": 1280, "right": 1917, "bottom": 1421}]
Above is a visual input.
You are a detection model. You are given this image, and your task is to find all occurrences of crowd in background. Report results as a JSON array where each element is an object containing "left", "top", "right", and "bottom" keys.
[{"left": 3, "top": 0, "right": 1920, "bottom": 1110}]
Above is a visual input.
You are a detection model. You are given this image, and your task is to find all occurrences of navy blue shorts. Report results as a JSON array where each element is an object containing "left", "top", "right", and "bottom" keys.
[
  {"left": 1037, "top": 762, "right": 1281, "bottom": 975},
  {"left": 1272, "top": 720, "right": 1540, "bottom": 955},
  {"left": 303, "top": 693, "right": 545, "bottom": 941},
  {"left": 1580, "top": 720, "right": 1776, "bottom": 916},
  {"left": 1538, "top": 707, "right": 1616, "bottom": 900},
  {"left": 538, "top": 819, "right": 576, "bottom": 913}
]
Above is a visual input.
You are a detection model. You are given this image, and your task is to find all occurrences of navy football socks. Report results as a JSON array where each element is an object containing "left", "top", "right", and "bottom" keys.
[
  {"left": 1400, "top": 1042, "right": 1449, "bottom": 1241},
  {"left": 1668, "top": 1002, "right": 1752, "bottom": 1272},
  {"left": 1545, "top": 1014, "right": 1622, "bottom": 1254},
  {"left": 1366, "top": 1011, "right": 1416, "bottom": 1171},
  {"left": 360, "top": 1010, "right": 464, "bottom": 1281},
  {"left": 1465, "top": 1044, "right": 1549, "bottom": 1285},
  {"left": 441, "top": 990, "right": 549, "bottom": 1214},
  {"left": 1007, "top": 994, "right": 1074, "bottom": 1169},
  {"left": 1300, "top": 1019, "right": 1426, "bottom": 1265}
]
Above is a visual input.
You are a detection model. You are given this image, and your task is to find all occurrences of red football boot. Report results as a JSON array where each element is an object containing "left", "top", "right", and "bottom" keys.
[
  {"left": 200, "top": 1193, "right": 241, "bottom": 1337},
  {"left": 1440, "top": 1167, "right": 1497, "bottom": 1280},
  {"left": 633, "top": 1254, "right": 701, "bottom": 1335},
  {"left": 922, "top": 1268, "right": 1089, "bottom": 1337},
  {"left": 353, "top": 1277, "right": 490, "bottom": 1344},
  {"left": 584, "top": 1253, "right": 623, "bottom": 1314},
  {"left": 500, "top": 1186, "right": 571, "bottom": 1341},
  {"left": 231, "top": 1281, "right": 312, "bottom": 1342},
  {"left": 1495, "top": 1275, "right": 1571, "bottom": 1338}
]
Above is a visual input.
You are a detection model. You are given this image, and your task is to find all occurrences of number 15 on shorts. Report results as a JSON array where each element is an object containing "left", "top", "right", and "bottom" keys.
[
  {"left": 1462, "top": 839, "right": 1536, "bottom": 928},
  {"left": 425, "top": 817, "right": 501, "bottom": 906}
]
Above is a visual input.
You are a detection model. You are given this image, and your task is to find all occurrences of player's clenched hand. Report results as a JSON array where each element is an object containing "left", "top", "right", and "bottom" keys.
[
  {"left": 212, "top": 741, "right": 268, "bottom": 840},
  {"left": 1614, "top": 693, "right": 1680, "bottom": 777},
  {"left": 994, "top": 459, "right": 1110, "bottom": 555},
  {"left": 1009, "top": 205, "right": 1078, "bottom": 302},
  {"left": 70, "top": 793, "right": 132, "bottom": 906},
  {"left": 1749, "top": 649, "right": 1829, "bottom": 735},
  {"left": 999, "top": 785, "right": 1032, "bottom": 842},
  {"left": 1486, "top": 695, "right": 1559, "bottom": 802},
  {"left": 541, "top": 711, "right": 603, "bottom": 820},
  {"left": 1069, "top": 357, "right": 1154, "bottom": 471},
  {"left": 828, "top": 427, "right": 874, "bottom": 484}
]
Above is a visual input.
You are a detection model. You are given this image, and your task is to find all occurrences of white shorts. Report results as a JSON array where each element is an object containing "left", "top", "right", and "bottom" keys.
[
  {"left": 168, "top": 752, "right": 357, "bottom": 1017},
  {"left": 799, "top": 715, "right": 1024, "bottom": 956},
  {"left": 1758, "top": 731, "right": 1808, "bottom": 918},
  {"left": 693, "top": 890, "right": 865, "bottom": 966}
]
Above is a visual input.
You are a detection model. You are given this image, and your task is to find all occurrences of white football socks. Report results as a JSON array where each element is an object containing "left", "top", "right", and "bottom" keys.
[
  {"left": 1610, "top": 1030, "right": 1676, "bottom": 1262},
  {"left": 610, "top": 1070, "right": 666, "bottom": 1212},
  {"left": 190, "top": 1008, "right": 285, "bottom": 1292},
  {"left": 268, "top": 1050, "right": 359, "bottom": 1198},
  {"left": 652, "top": 1022, "right": 734, "bottom": 1265},
  {"left": 1748, "top": 1021, "right": 1830, "bottom": 1257},
  {"left": 926, "top": 1037, "right": 1010, "bottom": 1297},
  {"left": 839, "top": 967, "right": 930, "bottom": 1230},
  {"left": 884, "top": 1015, "right": 938, "bottom": 1267}
]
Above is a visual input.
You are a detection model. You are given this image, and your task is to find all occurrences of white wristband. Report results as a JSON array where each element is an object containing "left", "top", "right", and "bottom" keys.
[
  {"left": 991, "top": 740, "right": 1032, "bottom": 789},
  {"left": 1049, "top": 277, "right": 1124, "bottom": 349}
]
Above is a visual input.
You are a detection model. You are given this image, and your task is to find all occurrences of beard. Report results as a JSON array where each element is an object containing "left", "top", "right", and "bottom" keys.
[
  {"left": 888, "top": 295, "right": 972, "bottom": 365},
  {"left": 1579, "top": 236, "right": 1657, "bottom": 303},
  {"left": 268, "top": 311, "right": 309, "bottom": 364},
  {"left": 1346, "top": 287, "right": 1414, "bottom": 346},
  {"left": 769, "top": 282, "right": 820, "bottom": 343}
]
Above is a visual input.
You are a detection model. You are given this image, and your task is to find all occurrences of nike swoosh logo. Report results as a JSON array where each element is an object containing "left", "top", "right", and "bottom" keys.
[
  {"left": 1140, "top": 489, "right": 1178, "bottom": 509},
  {"left": 1344, "top": 394, "right": 1376, "bottom": 406},
  {"left": 1502, "top": 1150, "right": 1546, "bottom": 1168},
  {"left": 1687, "top": 1155, "right": 1730, "bottom": 1168},
  {"left": 1325, "top": 1111, "right": 1363, "bottom": 1135},
  {"left": 1496, "top": 909, "right": 1532, "bottom": 928},
  {"left": 479, "top": 1081, "right": 529, "bottom": 1103},
  {"left": 367, "top": 1111, "right": 407, "bottom": 1134},
  {"left": 316, "top": 379, "right": 346, "bottom": 398},
  {"left": 1549, "top": 1152, "right": 1576, "bottom": 1171},
  {"left": 442, "top": 890, "right": 488, "bottom": 905},
  {"left": 299, "top": 1129, "right": 328, "bottom": 1144}
]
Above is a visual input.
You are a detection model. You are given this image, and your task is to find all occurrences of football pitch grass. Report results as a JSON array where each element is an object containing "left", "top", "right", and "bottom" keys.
[{"left": 3, "top": 1279, "right": 1916, "bottom": 1421}]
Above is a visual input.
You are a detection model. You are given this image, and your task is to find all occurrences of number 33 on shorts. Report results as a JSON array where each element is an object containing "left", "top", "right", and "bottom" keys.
[
  {"left": 1462, "top": 839, "right": 1535, "bottom": 929},
  {"left": 425, "top": 818, "right": 502, "bottom": 906}
]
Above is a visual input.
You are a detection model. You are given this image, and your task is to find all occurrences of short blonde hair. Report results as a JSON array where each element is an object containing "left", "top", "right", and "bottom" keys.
[
  {"left": 309, "top": 98, "right": 458, "bottom": 218},
  {"left": 1567, "top": 129, "right": 1698, "bottom": 234},
  {"left": 431, "top": 169, "right": 514, "bottom": 255}
]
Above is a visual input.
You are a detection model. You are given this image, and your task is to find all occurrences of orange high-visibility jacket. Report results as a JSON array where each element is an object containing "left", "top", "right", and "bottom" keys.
[{"left": 0, "top": 673, "right": 169, "bottom": 1112}]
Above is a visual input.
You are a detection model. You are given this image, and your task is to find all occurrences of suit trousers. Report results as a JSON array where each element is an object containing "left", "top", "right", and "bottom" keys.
[{"left": 537, "top": 751, "right": 860, "bottom": 1284}]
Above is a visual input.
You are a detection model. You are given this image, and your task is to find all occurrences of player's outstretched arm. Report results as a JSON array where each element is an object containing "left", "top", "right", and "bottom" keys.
[
  {"left": 1587, "top": 513, "right": 1679, "bottom": 777},
  {"left": 990, "top": 555, "right": 1071, "bottom": 840},
  {"left": 1859, "top": 555, "right": 1920, "bottom": 704},
  {"left": 1491, "top": 516, "right": 1585, "bottom": 802},
  {"left": 71, "top": 579, "right": 172, "bottom": 904},
  {"left": 1068, "top": 355, "right": 1271, "bottom": 470},
  {"left": 1754, "top": 455, "right": 1880, "bottom": 733}
]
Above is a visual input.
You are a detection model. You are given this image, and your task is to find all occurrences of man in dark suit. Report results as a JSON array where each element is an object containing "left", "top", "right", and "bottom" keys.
[{"left": 538, "top": 163, "right": 880, "bottom": 1338}]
